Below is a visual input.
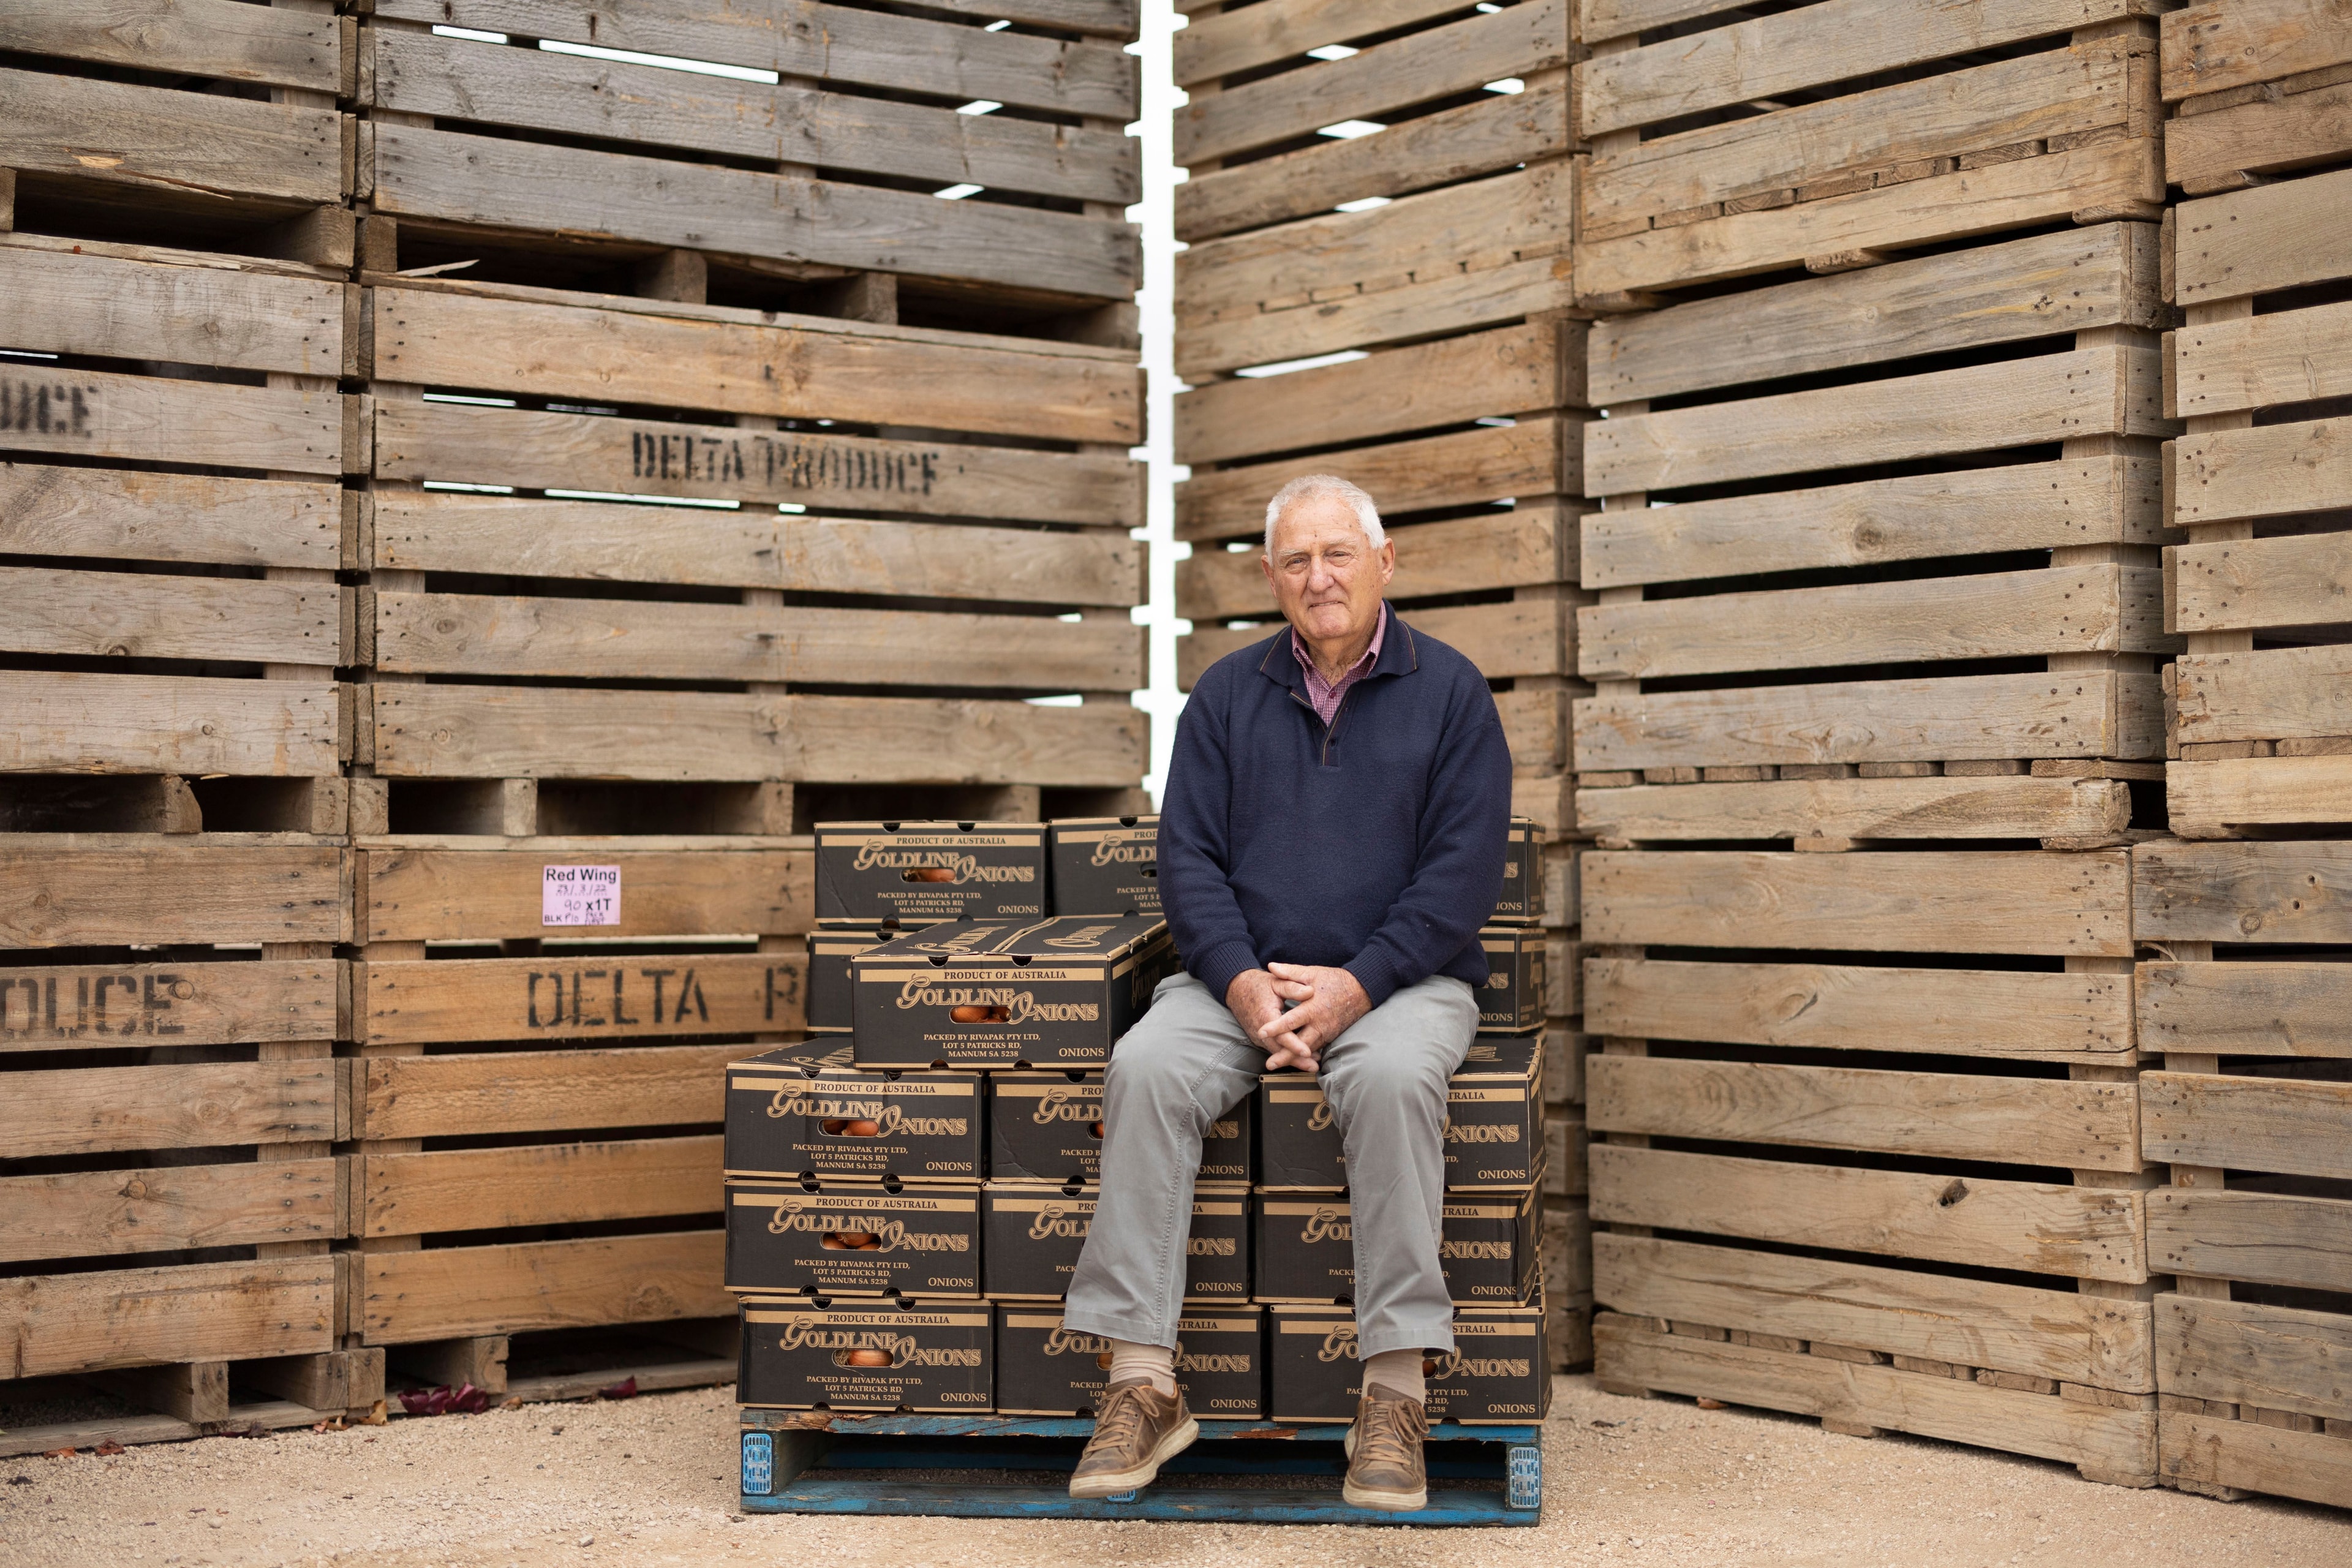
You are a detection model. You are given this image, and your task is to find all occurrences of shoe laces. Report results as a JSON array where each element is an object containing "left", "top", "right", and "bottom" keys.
[
  {"left": 1093, "top": 1382, "right": 1158, "bottom": 1450},
  {"left": 1355, "top": 1395, "right": 1422, "bottom": 1469}
]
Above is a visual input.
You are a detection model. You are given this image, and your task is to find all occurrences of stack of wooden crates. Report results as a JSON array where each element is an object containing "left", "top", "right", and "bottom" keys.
[
  {"left": 1572, "top": 0, "right": 2181, "bottom": 1488},
  {"left": 1169, "top": 0, "right": 1594, "bottom": 1370},
  {"left": 1, "top": 0, "right": 1152, "bottom": 1449}
]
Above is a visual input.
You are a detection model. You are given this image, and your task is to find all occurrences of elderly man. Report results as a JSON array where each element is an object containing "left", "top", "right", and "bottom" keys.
[{"left": 1060, "top": 473, "right": 1512, "bottom": 1510}]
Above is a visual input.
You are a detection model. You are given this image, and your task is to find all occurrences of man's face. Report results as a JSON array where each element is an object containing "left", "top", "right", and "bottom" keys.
[{"left": 1262, "top": 495, "right": 1396, "bottom": 647}]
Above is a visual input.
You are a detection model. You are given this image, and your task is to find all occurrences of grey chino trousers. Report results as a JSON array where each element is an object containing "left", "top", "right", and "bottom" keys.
[{"left": 1061, "top": 968, "right": 1478, "bottom": 1360}]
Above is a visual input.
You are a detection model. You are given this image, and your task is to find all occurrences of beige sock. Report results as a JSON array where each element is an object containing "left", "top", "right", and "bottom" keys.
[
  {"left": 1363, "top": 1348, "right": 1426, "bottom": 1404},
  {"left": 1106, "top": 1338, "right": 1177, "bottom": 1397}
]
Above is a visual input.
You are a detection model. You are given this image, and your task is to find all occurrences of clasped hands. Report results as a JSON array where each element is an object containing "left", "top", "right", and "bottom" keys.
[{"left": 1225, "top": 963, "right": 1370, "bottom": 1076}]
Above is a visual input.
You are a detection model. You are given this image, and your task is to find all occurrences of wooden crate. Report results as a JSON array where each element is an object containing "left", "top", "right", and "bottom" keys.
[
  {"left": 1542, "top": 841, "right": 1591, "bottom": 1368},
  {"left": 341, "top": 842, "right": 816, "bottom": 1379},
  {"left": 352, "top": 278, "right": 1148, "bottom": 836},
  {"left": 2135, "top": 839, "right": 2352, "bottom": 1509},
  {"left": 1572, "top": 0, "right": 2163, "bottom": 304},
  {"left": 1172, "top": 0, "right": 1585, "bottom": 832},
  {"left": 1583, "top": 846, "right": 2159, "bottom": 1486},
  {"left": 1575, "top": 224, "right": 2179, "bottom": 846},
  {"left": 2160, "top": 0, "right": 2352, "bottom": 197},
  {"left": 2162, "top": 161, "right": 2352, "bottom": 837},
  {"left": 353, "top": 0, "right": 1138, "bottom": 331},
  {"left": 0, "top": 1, "right": 352, "bottom": 260}
]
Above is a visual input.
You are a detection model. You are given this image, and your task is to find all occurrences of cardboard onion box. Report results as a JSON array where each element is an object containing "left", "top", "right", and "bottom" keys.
[
  {"left": 807, "top": 929, "right": 892, "bottom": 1032},
  {"left": 738, "top": 1296, "right": 993, "bottom": 1412},
  {"left": 1257, "top": 1042, "right": 1542, "bottom": 1192},
  {"left": 1477, "top": 925, "right": 1545, "bottom": 1034},
  {"left": 995, "top": 1306, "right": 1264, "bottom": 1419},
  {"left": 1493, "top": 816, "right": 1543, "bottom": 924},
  {"left": 1268, "top": 1300, "right": 1550, "bottom": 1424},
  {"left": 815, "top": 821, "right": 1049, "bottom": 925},
  {"left": 1253, "top": 1187, "right": 1540, "bottom": 1306},
  {"left": 851, "top": 916, "right": 1175, "bottom": 1070},
  {"left": 723, "top": 1055, "right": 982, "bottom": 1183},
  {"left": 725, "top": 1179, "right": 981, "bottom": 1298},
  {"left": 1462, "top": 1025, "right": 1544, "bottom": 1076},
  {"left": 990, "top": 1071, "right": 1251, "bottom": 1184},
  {"left": 1049, "top": 815, "right": 1160, "bottom": 917},
  {"left": 981, "top": 1181, "right": 1250, "bottom": 1304}
]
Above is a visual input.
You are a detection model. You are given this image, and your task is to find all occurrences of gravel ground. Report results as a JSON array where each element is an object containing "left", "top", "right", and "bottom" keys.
[{"left": 1, "top": 1376, "right": 2343, "bottom": 1567}]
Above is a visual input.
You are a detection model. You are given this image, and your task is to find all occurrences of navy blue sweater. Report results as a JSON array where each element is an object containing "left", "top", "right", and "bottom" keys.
[{"left": 1160, "top": 609, "right": 1513, "bottom": 1011}]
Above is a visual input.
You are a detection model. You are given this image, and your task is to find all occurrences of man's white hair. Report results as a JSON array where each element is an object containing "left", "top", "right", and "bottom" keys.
[{"left": 1264, "top": 473, "right": 1385, "bottom": 558}]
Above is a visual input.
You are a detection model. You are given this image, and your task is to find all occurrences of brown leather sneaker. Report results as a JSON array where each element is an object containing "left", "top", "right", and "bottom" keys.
[
  {"left": 1068, "top": 1379, "right": 1199, "bottom": 1499},
  {"left": 1343, "top": 1382, "right": 1430, "bottom": 1511}
]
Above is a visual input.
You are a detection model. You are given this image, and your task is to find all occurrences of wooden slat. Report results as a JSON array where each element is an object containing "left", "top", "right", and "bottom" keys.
[
  {"left": 1175, "top": 253, "right": 1575, "bottom": 379},
  {"left": 2143, "top": 1071, "right": 2352, "bottom": 1180},
  {"left": 2173, "top": 301, "right": 2352, "bottom": 419},
  {"left": 371, "top": 287, "right": 1139, "bottom": 448},
  {"left": 1582, "top": 458, "right": 2159, "bottom": 588},
  {"left": 2158, "top": 647, "right": 2350, "bottom": 745},
  {"left": 373, "top": 402, "right": 1141, "bottom": 526},
  {"left": 360, "top": 848, "right": 810, "bottom": 944},
  {"left": 2171, "top": 534, "right": 2352, "bottom": 635},
  {"left": 358, "top": 953, "right": 804, "bottom": 1046},
  {"left": 1174, "top": 0, "right": 1569, "bottom": 165},
  {"left": 2174, "top": 168, "right": 2352, "bottom": 305},
  {"left": 1583, "top": 45, "right": 2143, "bottom": 238},
  {"left": 1577, "top": 0, "right": 2140, "bottom": 137},
  {"left": 371, "top": 29, "right": 1137, "bottom": 205},
  {"left": 1596, "top": 1316, "right": 2157, "bottom": 1473},
  {"left": 0, "top": 1158, "right": 339, "bottom": 1263},
  {"left": 1178, "top": 599, "right": 1569, "bottom": 690},
  {"left": 1586, "top": 347, "right": 2166, "bottom": 496},
  {"left": 0, "top": 1257, "right": 335, "bottom": 1379},
  {"left": 369, "top": 125, "right": 1137, "bottom": 303},
  {"left": 1579, "top": 0, "right": 1754, "bottom": 45},
  {"left": 358, "top": 1046, "right": 736, "bottom": 1140},
  {"left": 0, "top": 367, "right": 346, "bottom": 475},
  {"left": 2173, "top": 418, "right": 2352, "bottom": 529},
  {"left": 0, "top": 64, "right": 342, "bottom": 205},
  {"left": 371, "top": 592, "right": 1140, "bottom": 691},
  {"left": 1578, "top": 565, "right": 2168, "bottom": 681},
  {"left": 2165, "top": 78, "right": 2352, "bottom": 188},
  {"left": 2147, "top": 1188, "right": 2352, "bottom": 1293},
  {"left": 1596, "top": 1234, "right": 2154, "bottom": 1389},
  {"left": 374, "top": 0, "right": 1139, "bottom": 118},
  {"left": 2162, "top": 0, "right": 2352, "bottom": 102},
  {"left": 371, "top": 494, "right": 1140, "bottom": 606},
  {"left": 1585, "top": 956, "right": 2135, "bottom": 1061},
  {"left": 2169, "top": 755, "right": 2352, "bottom": 837},
  {"left": 2134, "top": 839, "right": 2352, "bottom": 944},
  {"left": 1591, "top": 1145, "right": 2148, "bottom": 1281},
  {"left": 0, "top": 670, "right": 341, "bottom": 777},
  {"left": 1172, "top": 0, "right": 1474, "bottom": 85},
  {"left": 1590, "top": 1056, "right": 2139, "bottom": 1170},
  {"left": 0, "top": 567, "right": 346, "bottom": 668},
  {"left": 0, "top": 844, "right": 349, "bottom": 948},
  {"left": 2136, "top": 960, "right": 2352, "bottom": 1058},
  {"left": 360, "top": 1137, "right": 722, "bottom": 1236},
  {"left": 7, "top": 1062, "right": 337, "bottom": 1159},
  {"left": 358, "top": 1229, "right": 729, "bottom": 1342},
  {"left": 370, "top": 686, "right": 1143, "bottom": 787},
  {"left": 0, "top": 0, "right": 340, "bottom": 91},
  {"left": 0, "top": 959, "right": 341, "bottom": 1054},
  {"left": 1588, "top": 225, "right": 2157, "bottom": 407},
  {"left": 1178, "top": 421, "right": 1574, "bottom": 544},
  {"left": 0, "top": 246, "right": 344, "bottom": 379},
  {"left": 0, "top": 464, "right": 342, "bottom": 571},
  {"left": 2156, "top": 1295, "right": 2352, "bottom": 1429},
  {"left": 2161, "top": 1409, "right": 2352, "bottom": 1509},
  {"left": 1583, "top": 848, "right": 2135, "bottom": 957},
  {"left": 1577, "top": 138, "right": 2162, "bottom": 301},
  {"left": 1174, "top": 76, "right": 1568, "bottom": 244},
  {"left": 1572, "top": 670, "right": 2158, "bottom": 771},
  {"left": 1576, "top": 774, "right": 2130, "bottom": 843},
  {"left": 1175, "top": 322, "right": 1571, "bottom": 468},
  {"left": 1177, "top": 508, "right": 1569, "bottom": 622}
]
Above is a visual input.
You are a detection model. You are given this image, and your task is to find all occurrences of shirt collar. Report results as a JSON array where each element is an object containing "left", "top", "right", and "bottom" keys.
[{"left": 1290, "top": 602, "right": 1387, "bottom": 687}]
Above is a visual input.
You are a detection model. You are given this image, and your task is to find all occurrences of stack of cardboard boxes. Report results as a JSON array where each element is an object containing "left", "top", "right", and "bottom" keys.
[{"left": 727, "top": 818, "right": 1550, "bottom": 1424}]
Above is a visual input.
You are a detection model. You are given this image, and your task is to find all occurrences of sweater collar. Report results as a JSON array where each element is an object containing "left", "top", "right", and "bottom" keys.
[{"left": 1259, "top": 603, "right": 1417, "bottom": 693}]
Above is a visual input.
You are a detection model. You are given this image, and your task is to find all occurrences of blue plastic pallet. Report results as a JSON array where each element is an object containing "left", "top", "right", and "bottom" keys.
[{"left": 738, "top": 1411, "right": 1542, "bottom": 1525}]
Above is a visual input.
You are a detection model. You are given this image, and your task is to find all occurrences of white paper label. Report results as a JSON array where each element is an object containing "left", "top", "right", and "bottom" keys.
[{"left": 543, "top": 864, "right": 620, "bottom": 927}]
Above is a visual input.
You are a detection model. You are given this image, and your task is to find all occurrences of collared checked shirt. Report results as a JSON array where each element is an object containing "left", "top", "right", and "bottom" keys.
[{"left": 1291, "top": 603, "right": 1388, "bottom": 726}]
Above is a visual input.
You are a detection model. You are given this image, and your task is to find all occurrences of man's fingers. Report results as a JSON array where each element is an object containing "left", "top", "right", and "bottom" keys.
[{"left": 1268, "top": 980, "right": 1315, "bottom": 1002}]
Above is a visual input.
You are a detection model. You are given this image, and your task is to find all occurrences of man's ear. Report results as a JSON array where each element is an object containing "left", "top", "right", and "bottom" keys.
[
  {"left": 1376, "top": 539, "right": 1397, "bottom": 587},
  {"left": 1260, "top": 552, "right": 1278, "bottom": 592}
]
